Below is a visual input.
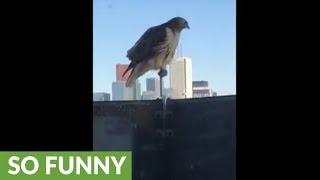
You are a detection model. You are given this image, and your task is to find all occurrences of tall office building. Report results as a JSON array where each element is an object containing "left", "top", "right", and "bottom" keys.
[
  {"left": 93, "top": 92, "right": 110, "bottom": 101},
  {"left": 112, "top": 81, "right": 126, "bottom": 100},
  {"left": 112, "top": 80, "right": 141, "bottom": 101},
  {"left": 164, "top": 88, "right": 174, "bottom": 98},
  {"left": 141, "top": 91, "right": 158, "bottom": 100},
  {"left": 133, "top": 80, "right": 141, "bottom": 100},
  {"left": 169, "top": 57, "right": 193, "bottom": 99},
  {"left": 192, "top": 81, "right": 214, "bottom": 98},
  {"left": 146, "top": 77, "right": 160, "bottom": 97},
  {"left": 116, "top": 64, "right": 131, "bottom": 81},
  {"left": 112, "top": 63, "right": 141, "bottom": 101}
]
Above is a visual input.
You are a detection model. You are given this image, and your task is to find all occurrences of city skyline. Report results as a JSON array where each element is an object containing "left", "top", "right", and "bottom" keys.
[
  {"left": 94, "top": 0, "right": 236, "bottom": 95},
  {"left": 106, "top": 59, "right": 217, "bottom": 100}
]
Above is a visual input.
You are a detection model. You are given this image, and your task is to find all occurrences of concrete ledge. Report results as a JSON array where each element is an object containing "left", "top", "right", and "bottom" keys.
[{"left": 93, "top": 95, "right": 236, "bottom": 180}]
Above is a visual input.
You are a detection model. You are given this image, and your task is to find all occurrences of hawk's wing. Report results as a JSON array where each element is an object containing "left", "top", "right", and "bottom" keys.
[{"left": 127, "top": 25, "right": 169, "bottom": 63}]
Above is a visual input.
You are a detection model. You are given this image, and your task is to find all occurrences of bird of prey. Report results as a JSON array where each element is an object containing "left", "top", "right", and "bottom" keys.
[{"left": 123, "top": 17, "right": 190, "bottom": 87}]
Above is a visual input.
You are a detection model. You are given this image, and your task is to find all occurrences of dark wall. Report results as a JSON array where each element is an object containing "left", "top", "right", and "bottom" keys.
[{"left": 93, "top": 95, "right": 236, "bottom": 180}]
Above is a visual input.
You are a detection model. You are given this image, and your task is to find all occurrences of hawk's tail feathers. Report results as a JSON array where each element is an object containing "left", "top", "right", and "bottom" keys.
[
  {"left": 125, "top": 62, "right": 149, "bottom": 87},
  {"left": 125, "top": 69, "right": 136, "bottom": 87},
  {"left": 122, "top": 63, "right": 134, "bottom": 78}
]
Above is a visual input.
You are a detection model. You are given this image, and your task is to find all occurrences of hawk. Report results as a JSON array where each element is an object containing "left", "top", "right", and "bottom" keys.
[{"left": 123, "top": 17, "right": 189, "bottom": 87}]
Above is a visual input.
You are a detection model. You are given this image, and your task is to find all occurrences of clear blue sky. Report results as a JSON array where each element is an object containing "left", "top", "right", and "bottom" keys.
[{"left": 93, "top": 0, "right": 236, "bottom": 95}]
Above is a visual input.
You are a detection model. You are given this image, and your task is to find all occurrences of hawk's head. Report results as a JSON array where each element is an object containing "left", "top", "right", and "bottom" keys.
[{"left": 166, "top": 17, "right": 190, "bottom": 31}]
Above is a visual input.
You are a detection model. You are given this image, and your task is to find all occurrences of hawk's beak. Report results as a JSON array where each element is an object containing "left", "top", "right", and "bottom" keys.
[{"left": 186, "top": 24, "right": 190, "bottom": 29}]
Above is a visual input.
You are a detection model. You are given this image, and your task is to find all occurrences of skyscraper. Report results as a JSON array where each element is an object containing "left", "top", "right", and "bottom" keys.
[
  {"left": 93, "top": 92, "right": 110, "bottom": 101},
  {"left": 164, "top": 88, "right": 174, "bottom": 98},
  {"left": 141, "top": 91, "right": 158, "bottom": 100},
  {"left": 112, "top": 81, "right": 139, "bottom": 100},
  {"left": 133, "top": 80, "right": 141, "bottom": 100},
  {"left": 116, "top": 64, "right": 131, "bottom": 81},
  {"left": 112, "top": 63, "right": 141, "bottom": 101},
  {"left": 169, "top": 57, "right": 193, "bottom": 99},
  {"left": 146, "top": 77, "right": 160, "bottom": 97},
  {"left": 192, "top": 81, "right": 214, "bottom": 98},
  {"left": 112, "top": 81, "right": 126, "bottom": 100}
]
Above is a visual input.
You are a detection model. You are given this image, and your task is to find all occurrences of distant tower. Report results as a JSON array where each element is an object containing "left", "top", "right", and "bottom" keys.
[
  {"left": 93, "top": 92, "right": 110, "bottom": 101},
  {"left": 116, "top": 64, "right": 131, "bottom": 81},
  {"left": 112, "top": 81, "right": 140, "bottom": 101},
  {"left": 133, "top": 80, "right": 141, "bottom": 100},
  {"left": 112, "top": 63, "right": 141, "bottom": 100},
  {"left": 146, "top": 77, "right": 160, "bottom": 97},
  {"left": 192, "top": 81, "right": 214, "bottom": 98},
  {"left": 112, "top": 81, "right": 126, "bottom": 100},
  {"left": 169, "top": 57, "right": 193, "bottom": 99}
]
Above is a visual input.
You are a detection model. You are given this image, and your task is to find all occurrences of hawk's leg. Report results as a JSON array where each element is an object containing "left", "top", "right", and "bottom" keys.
[
  {"left": 158, "top": 68, "right": 168, "bottom": 98},
  {"left": 158, "top": 68, "right": 168, "bottom": 78}
]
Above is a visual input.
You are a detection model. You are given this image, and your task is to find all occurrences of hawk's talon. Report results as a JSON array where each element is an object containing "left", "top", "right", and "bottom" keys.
[{"left": 158, "top": 69, "right": 168, "bottom": 78}]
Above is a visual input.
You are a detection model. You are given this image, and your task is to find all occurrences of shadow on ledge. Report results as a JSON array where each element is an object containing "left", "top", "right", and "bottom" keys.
[{"left": 94, "top": 95, "right": 236, "bottom": 180}]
